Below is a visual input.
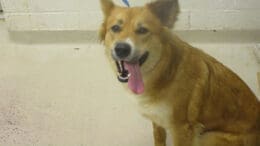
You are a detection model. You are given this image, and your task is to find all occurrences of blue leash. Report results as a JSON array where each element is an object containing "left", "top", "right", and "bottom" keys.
[{"left": 122, "top": 0, "right": 130, "bottom": 7}]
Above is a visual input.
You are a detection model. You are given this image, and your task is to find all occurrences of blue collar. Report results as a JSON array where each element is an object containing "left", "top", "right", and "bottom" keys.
[{"left": 122, "top": 0, "right": 130, "bottom": 7}]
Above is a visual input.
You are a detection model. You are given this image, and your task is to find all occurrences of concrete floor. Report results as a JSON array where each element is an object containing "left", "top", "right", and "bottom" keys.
[{"left": 0, "top": 20, "right": 259, "bottom": 146}]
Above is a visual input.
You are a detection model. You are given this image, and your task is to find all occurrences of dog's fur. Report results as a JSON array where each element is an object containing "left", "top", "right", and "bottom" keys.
[{"left": 99, "top": 0, "right": 260, "bottom": 145}]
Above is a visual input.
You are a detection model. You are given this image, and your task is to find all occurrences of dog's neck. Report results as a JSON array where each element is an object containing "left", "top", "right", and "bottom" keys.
[{"left": 144, "top": 29, "right": 188, "bottom": 97}]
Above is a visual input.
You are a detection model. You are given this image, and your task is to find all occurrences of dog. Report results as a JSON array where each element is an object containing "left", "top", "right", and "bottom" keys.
[{"left": 99, "top": 0, "right": 260, "bottom": 145}]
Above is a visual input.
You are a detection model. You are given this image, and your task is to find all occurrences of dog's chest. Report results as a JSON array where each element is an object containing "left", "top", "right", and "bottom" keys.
[{"left": 137, "top": 100, "right": 173, "bottom": 128}]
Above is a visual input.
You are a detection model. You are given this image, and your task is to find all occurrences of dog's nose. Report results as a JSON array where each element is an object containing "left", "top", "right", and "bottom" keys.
[{"left": 115, "top": 43, "right": 131, "bottom": 59}]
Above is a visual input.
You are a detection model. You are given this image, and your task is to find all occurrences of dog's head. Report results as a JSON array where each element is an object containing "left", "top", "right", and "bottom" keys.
[{"left": 99, "top": 0, "right": 179, "bottom": 94}]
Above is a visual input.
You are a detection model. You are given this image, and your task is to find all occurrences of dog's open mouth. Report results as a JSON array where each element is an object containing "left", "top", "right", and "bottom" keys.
[{"left": 115, "top": 52, "right": 149, "bottom": 94}]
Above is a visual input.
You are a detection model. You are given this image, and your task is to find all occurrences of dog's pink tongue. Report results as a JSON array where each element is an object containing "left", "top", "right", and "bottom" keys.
[{"left": 124, "top": 62, "right": 144, "bottom": 94}]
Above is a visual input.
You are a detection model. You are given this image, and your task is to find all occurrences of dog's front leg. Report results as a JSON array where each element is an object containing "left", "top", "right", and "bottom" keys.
[
  {"left": 171, "top": 123, "right": 195, "bottom": 146},
  {"left": 153, "top": 123, "right": 167, "bottom": 146}
]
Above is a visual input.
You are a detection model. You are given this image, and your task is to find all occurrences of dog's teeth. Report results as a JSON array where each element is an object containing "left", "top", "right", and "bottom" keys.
[
  {"left": 117, "top": 73, "right": 130, "bottom": 79},
  {"left": 119, "top": 76, "right": 128, "bottom": 80}
]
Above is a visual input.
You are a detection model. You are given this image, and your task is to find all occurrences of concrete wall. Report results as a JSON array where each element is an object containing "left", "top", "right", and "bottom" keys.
[{"left": 1, "top": 0, "right": 260, "bottom": 31}]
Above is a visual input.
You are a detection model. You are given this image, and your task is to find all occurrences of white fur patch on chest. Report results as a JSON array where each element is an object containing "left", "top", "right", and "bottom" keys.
[{"left": 137, "top": 99, "right": 173, "bottom": 128}]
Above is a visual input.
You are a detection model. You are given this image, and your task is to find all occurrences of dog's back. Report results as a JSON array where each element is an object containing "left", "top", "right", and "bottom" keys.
[
  {"left": 200, "top": 47, "right": 260, "bottom": 133},
  {"left": 171, "top": 36, "right": 260, "bottom": 133}
]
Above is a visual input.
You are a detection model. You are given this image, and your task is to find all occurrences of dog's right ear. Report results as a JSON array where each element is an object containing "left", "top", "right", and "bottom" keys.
[
  {"left": 99, "top": 0, "right": 115, "bottom": 41},
  {"left": 100, "top": 0, "right": 115, "bottom": 17}
]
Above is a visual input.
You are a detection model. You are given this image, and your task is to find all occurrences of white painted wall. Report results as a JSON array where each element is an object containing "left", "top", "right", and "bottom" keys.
[{"left": 1, "top": 0, "right": 260, "bottom": 31}]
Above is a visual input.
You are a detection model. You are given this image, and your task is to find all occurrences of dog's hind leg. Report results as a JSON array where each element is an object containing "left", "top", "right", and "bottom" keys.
[{"left": 153, "top": 123, "right": 167, "bottom": 146}]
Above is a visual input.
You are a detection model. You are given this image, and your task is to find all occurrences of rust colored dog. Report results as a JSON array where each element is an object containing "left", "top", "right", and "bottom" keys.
[{"left": 99, "top": 0, "right": 260, "bottom": 145}]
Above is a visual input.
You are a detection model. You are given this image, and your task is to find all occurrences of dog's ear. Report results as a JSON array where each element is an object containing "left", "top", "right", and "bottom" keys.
[
  {"left": 99, "top": 22, "right": 106, "bottom": 42},
  {"left": 100, "top": 0, "right": 115, "bottom": 17},
  {"left": 99, "top": 0, "right": 115, "bottom": 41},
  {"left": 147, "top": 0, "right": 179, "bottom": 28}
]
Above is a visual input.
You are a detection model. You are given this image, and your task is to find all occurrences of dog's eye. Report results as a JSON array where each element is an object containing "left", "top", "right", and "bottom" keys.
[
  {"left": 111, "top": 25, "right": 121, "bottom": 33},
  {"left": 136, "top": 27, "right": 149, "bottom": 34}
]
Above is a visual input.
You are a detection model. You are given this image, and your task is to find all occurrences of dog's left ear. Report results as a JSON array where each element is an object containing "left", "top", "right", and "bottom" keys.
[{"left": 147, "top": 0, "right": 179, "bottom": 28}]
